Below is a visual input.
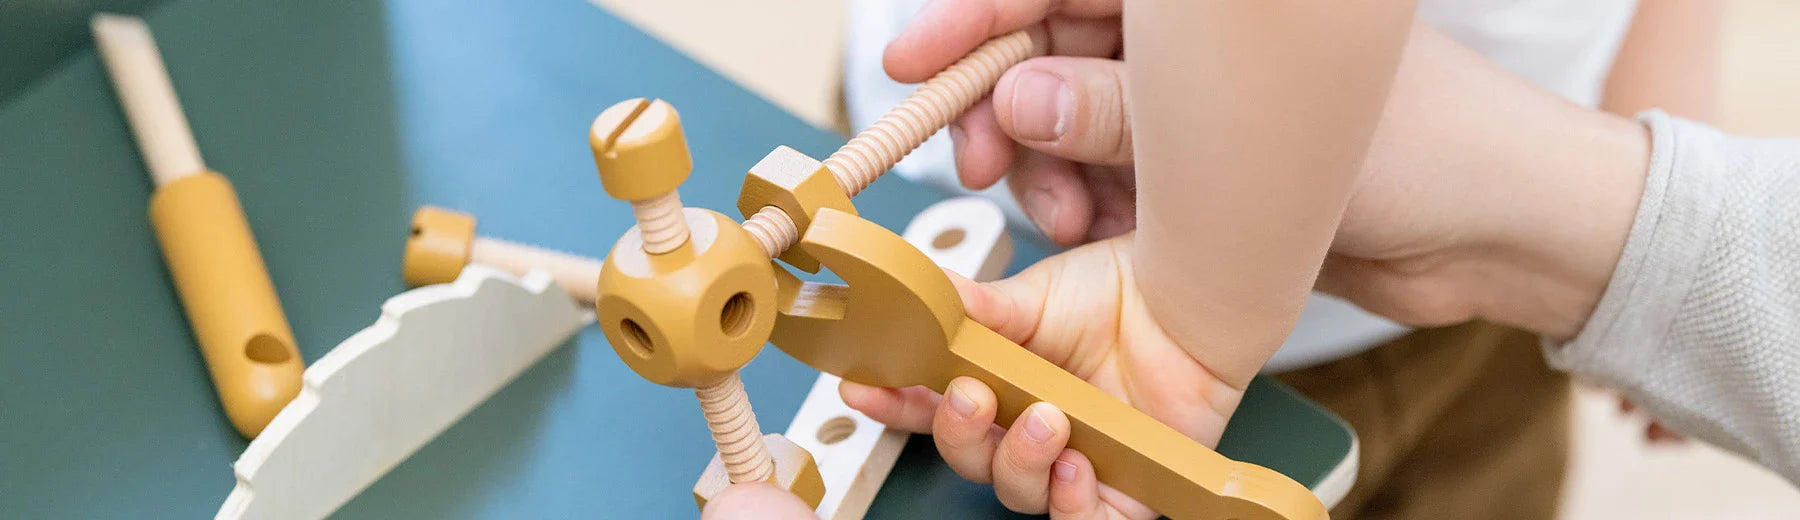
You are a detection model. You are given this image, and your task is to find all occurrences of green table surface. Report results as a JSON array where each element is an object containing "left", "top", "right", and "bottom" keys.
[{"left": 0, "top": 0, "right": 1353, "bottom": 517}]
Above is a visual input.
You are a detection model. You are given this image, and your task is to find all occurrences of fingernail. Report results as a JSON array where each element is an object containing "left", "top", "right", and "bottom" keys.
[
  {"left": 1023, "top": 405, "right": 1055, "bottom": 442},
  {"left": 1052, "top": 460, "right": 1078, "bottom": 482},
  {"left": 947, "top": 383, "right": 979, "bottom": 418},
  {"left": 1025, "top": 188, "right": 1058, "bottom": 237},
  {"left": 1009, "top": 70, "right": 1071, "bottom": 142}
]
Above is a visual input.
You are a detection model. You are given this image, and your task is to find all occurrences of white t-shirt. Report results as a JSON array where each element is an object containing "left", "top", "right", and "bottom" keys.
[{"left": 844, "top": 0, "right": 1639, "bottom": 371}]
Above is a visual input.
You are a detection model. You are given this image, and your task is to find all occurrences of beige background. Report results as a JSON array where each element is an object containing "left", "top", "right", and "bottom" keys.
[{"left": 592, "top": 0, "right": 1800, "bottom": 517}]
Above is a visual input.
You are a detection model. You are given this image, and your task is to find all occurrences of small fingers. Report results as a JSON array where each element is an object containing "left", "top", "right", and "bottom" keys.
[
  {"left": 933, "top": 377, "right": 1003, "bottom": 484},
  {"left": 840, "top": 381, "right": 941, "bottom": 433},
  {"left": 946, "top": 270, "right": 1047, "bottom": 346},
  {"left": 991, "top": 402, "right": 1071, "bottom": 514},
  {"left": 1046, "top": 449, "right": 1110, "bottom": 520}
]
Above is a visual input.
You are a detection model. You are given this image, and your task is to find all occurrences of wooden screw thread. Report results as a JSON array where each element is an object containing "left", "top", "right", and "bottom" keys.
[
  {"left": 630, "top": 191, "right": 772, "bottom": 483},
  {"left": 743, "top": 205, "right": 801, "bottom": 258},
  {"left": 469, "top": 237, "right": 604, "bottom": 303},
  {"left": 696, "top": 373, "right": 778, "bottom": 483},
  {"left": 631, "top": 191, "right": 689, "bottom": 254},
  {"left": 738, "top": 31, "right": 1041, "bottom": 260},
  {"left": 824, "top": 30, "right": 1036, "bottom": 197}
]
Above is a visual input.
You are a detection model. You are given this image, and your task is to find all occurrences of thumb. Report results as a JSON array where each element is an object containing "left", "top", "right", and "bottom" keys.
[
  {"left": 700, "top": 483, "right": 818, "bottom": 520},
  {"left": 945, "top": 266, "right": 1050, "bottom": 346},
  {"left": 992, "top": 56, "right": 1133, "bottom": 166}
]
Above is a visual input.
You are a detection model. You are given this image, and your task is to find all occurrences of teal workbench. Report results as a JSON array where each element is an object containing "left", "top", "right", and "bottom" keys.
[{"left": 0, "top": 0, "right": 1354, "bottom": 517}]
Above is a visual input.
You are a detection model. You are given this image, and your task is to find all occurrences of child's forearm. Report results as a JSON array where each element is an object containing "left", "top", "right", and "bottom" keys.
[
  {"left": 1602, "top": 1, "right": 1721, "bottom": 121},
  {"left": 1124, "top": 1, "right": 1417, "bottom": 387}
]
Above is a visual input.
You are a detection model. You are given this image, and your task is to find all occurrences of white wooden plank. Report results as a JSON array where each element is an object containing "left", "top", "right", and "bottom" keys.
[{"left": 216, "top": 266, "right": 590, "bottom": 520}]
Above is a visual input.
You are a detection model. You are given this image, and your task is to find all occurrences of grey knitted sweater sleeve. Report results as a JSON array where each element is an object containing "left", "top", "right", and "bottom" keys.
[{"left": 1544, "top": 110, "right": 1800, "bottom": 484}]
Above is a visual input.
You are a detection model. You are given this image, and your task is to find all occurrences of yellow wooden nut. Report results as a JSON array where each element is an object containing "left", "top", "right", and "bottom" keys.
[
  {"left": 693, "top": 434, "right": 825, "bottom": 510},
  {"left": 591, "top": 98, "right": 692, "bottom": 202},
  {"left": 402, "top": 206, "right": 476, "bottom": 287},
  {"left": 736, "top": 145, "right": 857, "bottom": 273},
  {"left": 596, "top": 208, "right": 776, "bottom": 388}
]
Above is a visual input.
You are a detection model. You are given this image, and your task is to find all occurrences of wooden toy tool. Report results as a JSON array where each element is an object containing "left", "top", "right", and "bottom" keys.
[
  {"left": 91, "top": 13, "right": 303, "bottom": 438},
  {"left": 771, "top": 210, "right": 1323, "bottom": 519},
  {"left": 787, "top": 197, "right": 1015, "bottom": 520},
  {"left": 591, "top": 98, "right": 825, "bottom": 508},
  {"left": 402, "top": 206, "right": 603, "bottom": 302},
  {"left": 588, "top": 29, "right": 1326, "bottom": 518}
]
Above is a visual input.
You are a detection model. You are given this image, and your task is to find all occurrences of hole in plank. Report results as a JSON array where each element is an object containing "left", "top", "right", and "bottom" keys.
[
  {"left": 817, "top": 415, "right": 858, "bottom": 445},
  {"left": 932, "top": 228, "right": 966, "bottom": 250}
]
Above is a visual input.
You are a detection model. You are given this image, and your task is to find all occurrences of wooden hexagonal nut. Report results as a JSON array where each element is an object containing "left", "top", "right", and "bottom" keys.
[
  {"left": 736, "top": 145, "right": 857, "bottom": 273},
  {"left": 591, "top": 98, "right": 692, "bottom": 202},
  {"left": 402, "top": 206, "right": 475, "bottom": 287},
  {"left": 693, "top": 434, "right": 825, "bottom": 511},
  {"left": 595, "top": 208, "right": 777, "bottom": 388}
]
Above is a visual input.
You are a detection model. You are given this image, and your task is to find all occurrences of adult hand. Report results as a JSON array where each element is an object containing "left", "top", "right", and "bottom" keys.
[
  {"left": 889, "top": 0, "right": 1132, "bottom": 245},
  {"left": 830, "top": 3, "right": 1653, "bottom": 517},
  {"left": 900, "top": 3, "right": 1650, "bottom": 339}
]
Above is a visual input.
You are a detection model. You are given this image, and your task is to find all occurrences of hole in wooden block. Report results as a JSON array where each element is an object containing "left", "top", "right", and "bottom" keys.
[
  {"left": 817, "top": 415, "right": 857, "bottom": 445},
  {"left": 719, "top": 292, "right": 754, "bottom": 338},
  {"left": 244, "top": 333, "right": 291, "bottom": 364},
  {"left": 410, "top": 224, "right": 422, "bottom": 237},
  {"left": 932, "top": 228, "right": 966, "bottom": 250},
  {"left": 621, "top": 319, "right": 654, "bottom": 357}
]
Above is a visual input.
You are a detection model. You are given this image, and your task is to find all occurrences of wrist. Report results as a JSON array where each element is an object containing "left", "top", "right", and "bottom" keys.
[{"left": 1476, "top": 110, "right": 1651, "bottom": 340}]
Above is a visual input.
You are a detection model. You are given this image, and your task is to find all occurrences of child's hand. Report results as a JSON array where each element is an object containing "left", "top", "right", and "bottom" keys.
[{"left": 841, "top": 234, "right": 1243, "bottom": 519}]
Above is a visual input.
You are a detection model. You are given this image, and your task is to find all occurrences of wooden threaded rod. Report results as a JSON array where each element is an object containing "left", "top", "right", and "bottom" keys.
[
  {"left": 697, "top": 373, "right": 777, "bottom": 483},
  {"left": 624, "top": 190, "right": 772, "bottom": 482},
  {"left": 743, "top": 31, "right": 1040, "bottom": 258},
  {"left": 631, "top": 191, "right": 689, "bottom": 254},
  {"left": 743, "top": 206, "right": 801, "bottom": 258},
  {"left": 824, "top": 31, "right": 1036, "bottom": 198},
  {"left": 469, "top": 237, "right": 604, "bottom": 303}
]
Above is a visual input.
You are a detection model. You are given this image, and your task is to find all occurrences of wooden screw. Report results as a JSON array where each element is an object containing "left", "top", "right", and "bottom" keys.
[
  {"left": 592, "top": 99, "right": 776, "bottom": 484},
  {"left": 403, "top": 206, "right": 602, "bottom": 303}
]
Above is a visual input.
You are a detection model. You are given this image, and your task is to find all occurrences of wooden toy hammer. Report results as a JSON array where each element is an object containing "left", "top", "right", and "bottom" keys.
[{"left": 92, "top": 14, "right": 302, "bottom": 438}]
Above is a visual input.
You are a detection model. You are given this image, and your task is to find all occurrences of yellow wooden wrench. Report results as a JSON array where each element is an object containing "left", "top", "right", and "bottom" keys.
[{"left": 768, "top": 208, "right": 1326, "bottom": 520}]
